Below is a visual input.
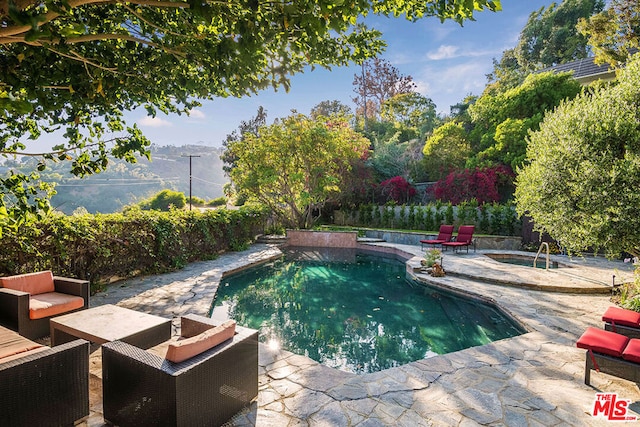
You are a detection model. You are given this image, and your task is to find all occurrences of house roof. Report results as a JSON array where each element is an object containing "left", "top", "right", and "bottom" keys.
[{"left": 540, "top": 56, "right": 616, "bottom": 84}]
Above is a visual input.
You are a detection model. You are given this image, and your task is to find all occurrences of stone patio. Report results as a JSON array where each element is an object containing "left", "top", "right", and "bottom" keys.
[{"left": 80, "top": 243, "right": 640, "bottom": 426}]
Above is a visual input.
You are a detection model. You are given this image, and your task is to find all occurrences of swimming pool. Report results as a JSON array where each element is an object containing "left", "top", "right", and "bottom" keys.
[
  {"left": 485, "top": 253, "right": 560, "bottom": 269},
  {"left": 212, "top": 247, "right": 525, "bottom": 373}
]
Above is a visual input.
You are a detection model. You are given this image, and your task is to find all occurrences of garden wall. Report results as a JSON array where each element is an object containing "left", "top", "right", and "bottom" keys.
[
  {"left": 287, "top": 229, "right": 521, "bottom": 250},
  {"left": 361, "top": 229, "right": 521, "bottom": 250},
  {"left": 286, "top": 230, "right": 358, "bottom": 248}
]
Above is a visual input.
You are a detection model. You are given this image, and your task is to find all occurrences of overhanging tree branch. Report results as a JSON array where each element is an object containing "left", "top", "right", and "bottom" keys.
[
  {"left": 45, "top": 47, "right": 120, "bottom": 73},
  {"left": 121, "top": 4, "right": 186, "bottom": 38},
  {"left": 0, "top": 0, "right": 192, "bottom": 43}
]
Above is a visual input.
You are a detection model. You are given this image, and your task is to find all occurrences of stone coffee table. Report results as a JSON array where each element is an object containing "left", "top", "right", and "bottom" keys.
[{"left": 50, "top": 304, "right": 171, "bottom": 349}]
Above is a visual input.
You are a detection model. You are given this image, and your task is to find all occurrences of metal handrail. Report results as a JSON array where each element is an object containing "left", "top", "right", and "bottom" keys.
[{"left": 534, "top": 242, "right": 550, "bottom": 270}]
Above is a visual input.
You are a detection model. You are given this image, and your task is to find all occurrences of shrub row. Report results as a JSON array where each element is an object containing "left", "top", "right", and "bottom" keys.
[
  {"left": 0, "top": 205, "right": 268, "bottom": 293},
  {"left": 339, "top": 201, "right": 521, "bottom": 236}
]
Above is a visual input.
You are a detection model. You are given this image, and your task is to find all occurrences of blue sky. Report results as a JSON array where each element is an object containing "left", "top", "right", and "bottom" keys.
[{"left": 124, "top": 1, "right": 556, "bottom": 148}]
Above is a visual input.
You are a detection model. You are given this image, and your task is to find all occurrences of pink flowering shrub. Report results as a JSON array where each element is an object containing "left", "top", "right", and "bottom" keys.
[
  {"left": 379, "top": 176, "right": 417, "bottom": 204},
  {"left": 432, "top": 166, "right": 514, "bottom": 204}
]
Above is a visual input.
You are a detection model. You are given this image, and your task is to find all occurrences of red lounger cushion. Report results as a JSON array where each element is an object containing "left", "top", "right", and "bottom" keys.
[
  {"left": 602, "top": 306, "right": 640, "bottom": 328},
  {"left": 576, "top": 327, "right": 629, "bottom": 357},
  {"left": 421, "top": 226, "right": 454, "bottom": 245},
  {"left": 29, "top": 292, "right": 85, "bottom": 319},
  {"left": 622, "top": 339, "right": 640, "bottom": 364},
  {"left": 0, "top": 271, "right": 55, "bottom": 295}
]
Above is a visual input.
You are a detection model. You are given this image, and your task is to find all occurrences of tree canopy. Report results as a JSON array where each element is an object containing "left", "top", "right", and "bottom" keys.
[
  {"left": 578, "top": 0, "right": 640, "bottom": 66},
  {"left": 485, "top": 48, "right": 526, "bottom": 96},
  {"left": 352, "top": 57, "right": 416, "bottom": 121},
  {"left": 226, "top": 113, "right": 370, "bottom": 229},
  {"left": 379, "top": 92, "right": 438, "bottom": 139},
  {"left": 368, "top": 134, "right": 414, "bottom": 181},
  {"left": 310, "top": 100, "right": 352, "bottom": 119},
  {"left": 486, "top": 0, "right": 602, "bottom": 95},
  {"left": 515, "top": 0, "right": 604, "bottom": 71},
  {"left": 515, "top": 53, "right": 640, "bottom": 258},
  {"left": 422, "top": 121, "right": 470, "bottom": 180},
  {"left": 220, "top": 106, "right": 268, "bottom": 175},
  {"left": 0, "top": 0, "right": 502, "bottom": 234},
  {"left": 467, "top": 71, "right": 582, "bottom": 169}
]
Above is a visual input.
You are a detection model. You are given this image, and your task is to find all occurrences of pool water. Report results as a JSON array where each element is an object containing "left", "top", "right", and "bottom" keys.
[
  {"left": 486, "top": 255, "right": 559, "bottom": 269},
  {"left": 212, "top": 248, "right": 525, "bottom": 373}
]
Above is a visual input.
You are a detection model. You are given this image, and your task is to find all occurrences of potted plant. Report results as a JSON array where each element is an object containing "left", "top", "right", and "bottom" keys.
[{"left": 421, "top": 248, "right": 445, "bottom": 277}]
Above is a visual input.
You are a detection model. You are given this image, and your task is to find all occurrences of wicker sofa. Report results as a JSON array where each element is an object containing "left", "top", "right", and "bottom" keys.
[
  {"left": 0, "top": 271, "right": 89, "bottom": 340},
  {"left": 102, "top": 313, "right": 259, "bottom": 427},
  {"left": 0, "top": 325, "right": 89, "bottom": 426}
]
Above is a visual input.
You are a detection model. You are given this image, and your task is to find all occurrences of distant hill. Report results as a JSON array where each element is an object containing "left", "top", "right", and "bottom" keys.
[{"left": 5, "top": 144, "right": 228, "bottom": 214}]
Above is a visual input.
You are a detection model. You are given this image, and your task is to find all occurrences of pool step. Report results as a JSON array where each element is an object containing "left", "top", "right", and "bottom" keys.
[{"left": 256, "top": 234, "right": 288, "bottom": 245}]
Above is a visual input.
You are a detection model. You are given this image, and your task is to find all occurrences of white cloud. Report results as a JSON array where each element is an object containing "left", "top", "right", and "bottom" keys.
[
  {"left": 413, "top": 80, "right": 431, "bottom": 95},
  {"left": 427, "top": 45, "right": 460, "bottom": 60},
  {"left": 188, "top": 109, "right": 206, "bottom": 119},
  {"left": 423, "top": 20, "right": 459, "bottom": 42},
  {"left": 415, "top": 59, "right": 491, "bottom": 114},
  {"left": 138, "top": 116, "right": 172, "bottom": 128},
  {"left": 385, "top": 52, "right": 417, "bottom": 66},
  {"left": 439, "top": 62, "right": 488, "bottom": 92},
  {"left": 426, "top": 45, "right": 505, "bottom": 62}
]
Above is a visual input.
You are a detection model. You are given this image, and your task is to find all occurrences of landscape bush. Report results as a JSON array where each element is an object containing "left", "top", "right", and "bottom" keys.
[
  {"left": 431, "top": 165, "right": 515, "bottom": 204},
  {"left": 341, "top": 202, "right": 520, "bottom": 236},
  {"left": 0, "top": 205, "right": 268, "bottom": 293},
  {"left": 207, "top": 196, "right": 227, "bottom": 207},
  {"left": 378, "top": 176, "right": 416, "bottom": 204},
  {"left": 188, "top": 196, "right": 207, "bottom": 206},
  {"left": 134, "top": 189, "right": 187, "bottom": 211}
]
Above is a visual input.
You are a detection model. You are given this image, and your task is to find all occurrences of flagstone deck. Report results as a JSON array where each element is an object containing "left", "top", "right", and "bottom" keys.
[{"left": 81, "top": 243, "right": 639, "bottom": 426}]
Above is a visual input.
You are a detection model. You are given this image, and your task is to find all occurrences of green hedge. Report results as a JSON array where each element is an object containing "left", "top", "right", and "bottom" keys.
[
  {"left": 0, "top": 205, "right": 268, "bottom": 292},
  {"left": 342, "top": 202, "right": 520, "bottom": 236}
]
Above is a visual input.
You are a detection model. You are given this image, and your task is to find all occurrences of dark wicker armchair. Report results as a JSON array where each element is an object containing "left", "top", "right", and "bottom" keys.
[
  {"left": 0, "top": 338, "right": 90, "bottom": 427},
  {"left": 0, "top": 273, "right": 89, "bottom": 340},
  {"left": 102, "top": 314, "right": 259, "bottom": 427}
]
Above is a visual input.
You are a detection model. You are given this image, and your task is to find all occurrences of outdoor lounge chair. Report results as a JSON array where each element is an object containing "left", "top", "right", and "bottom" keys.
[
  {"left": 576, "top": 326, "right": 640, "bottom": 386},
  {"left": 0, "top": 271, "right": 89, "bottom": 340},
  {"left": 0, "top": 325, "right": 89, "bottom": 427},
  {"left": 602, "top": 306, "right": 640, "bottom": 339},
  {"left": 102, "top": 313, "right": 259, "bottom": 427},
  {"left": 420, "top": 225, "right": 454, "bottom": 250},
  {"left": 442, "top": 225, "right": 476, "bottom": 253}
]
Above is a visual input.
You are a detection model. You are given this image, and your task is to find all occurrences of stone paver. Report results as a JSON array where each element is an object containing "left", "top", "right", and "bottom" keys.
[{"left": 79, "top": 243, "right": 640, "bottom": 426}]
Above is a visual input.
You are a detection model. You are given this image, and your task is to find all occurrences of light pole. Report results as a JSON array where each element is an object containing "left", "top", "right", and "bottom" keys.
[
  {"left": 181, "top": 154, "right": 201, "bottom": 210},
  {"left": 362, "top": 60, "right": 367, "bottom": 132}
]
